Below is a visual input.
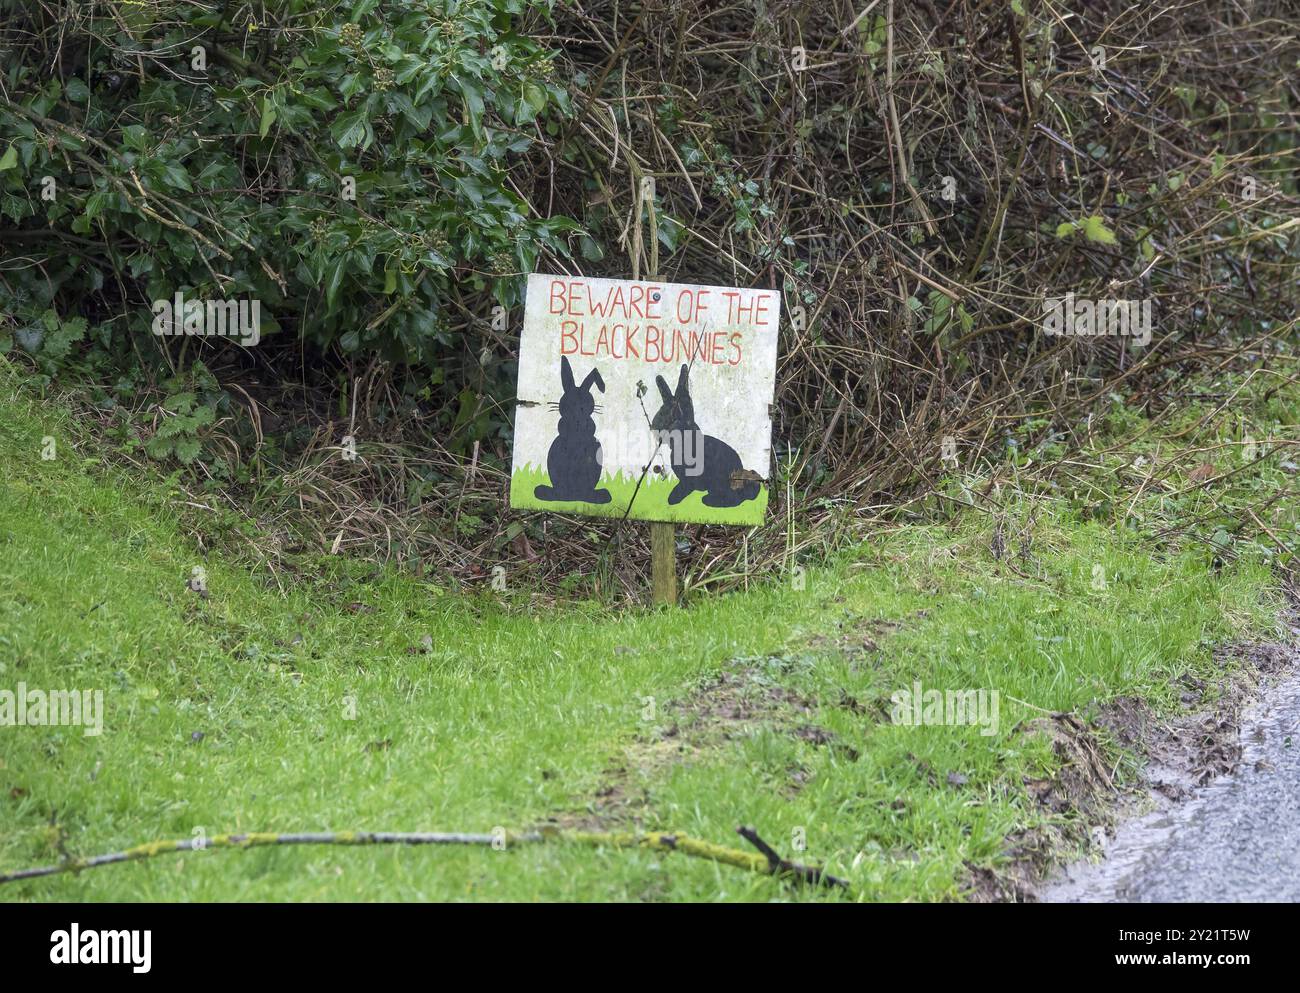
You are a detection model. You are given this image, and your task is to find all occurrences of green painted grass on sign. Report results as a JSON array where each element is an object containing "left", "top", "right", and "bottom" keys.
[{"left": 509, "top": 464, "right": 769, "bottom": 525}]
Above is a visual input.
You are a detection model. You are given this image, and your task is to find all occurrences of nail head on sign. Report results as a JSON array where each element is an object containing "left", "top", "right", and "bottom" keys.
[{"left": 651, "top": 291, "right": 661, "bottom": 302}]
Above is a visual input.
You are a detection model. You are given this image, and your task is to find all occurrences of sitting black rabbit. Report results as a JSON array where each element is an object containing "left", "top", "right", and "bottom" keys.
[
  {"left": 650, "top": 363, "right": 761, "bottom": 508},
  {"left": 534, "top": 355, "right": 612, "bottom": 504}
]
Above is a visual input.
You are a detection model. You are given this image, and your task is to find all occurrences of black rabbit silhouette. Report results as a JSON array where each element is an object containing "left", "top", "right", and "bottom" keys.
[
  {"left": 650, "top": 363, "right": 761, "bottom": 508},
  {"left": 534, "top": 355, "right": 612, "bottom": 504}
]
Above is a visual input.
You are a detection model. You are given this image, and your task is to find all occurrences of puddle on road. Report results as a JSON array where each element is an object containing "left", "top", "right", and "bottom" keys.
[{"left": 1040, "top": 669, "right": 1300, "bottom": 902}]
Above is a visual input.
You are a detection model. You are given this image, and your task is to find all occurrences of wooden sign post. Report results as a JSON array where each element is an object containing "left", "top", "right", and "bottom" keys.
[
  {"left": 510, "top": 272, "right": 781, "bottom": 604},
  {"left": 650, "top": 519, "right": 676, "bottom": 605}
]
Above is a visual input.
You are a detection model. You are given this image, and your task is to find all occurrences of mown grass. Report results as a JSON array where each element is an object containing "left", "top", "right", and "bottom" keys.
[{"left": 0, "top": 358, "right": 1293, "bottom": 901}]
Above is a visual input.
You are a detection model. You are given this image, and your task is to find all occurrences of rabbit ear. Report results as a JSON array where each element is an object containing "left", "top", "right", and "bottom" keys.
[
  {"left": 656, "top": 375, "right": 673, "bottom": 402},
  {"left": 560, "top": 355, "right": 575, "bottom": 392},
  {"left": 675, "top": 363, "right": 690, "bottom": 397}
]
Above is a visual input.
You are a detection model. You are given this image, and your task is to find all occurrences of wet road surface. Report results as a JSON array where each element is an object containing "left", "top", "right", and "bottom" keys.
[{"left": 1041, "top": 670, "right": 1300, "bottom": 902}]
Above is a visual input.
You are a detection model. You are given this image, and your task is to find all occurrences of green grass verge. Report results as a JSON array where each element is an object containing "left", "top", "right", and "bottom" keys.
[{"left": 0, "top": 357, "right": 1294, "bottom": 901}]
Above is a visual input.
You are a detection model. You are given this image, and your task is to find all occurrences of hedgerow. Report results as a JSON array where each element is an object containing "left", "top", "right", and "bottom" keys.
[
  {"left": 0, "top": 0, "right": 575, "bottom": 377},
  {"left": 1, "top": 1, "right": 1296, "bottom": 590}
]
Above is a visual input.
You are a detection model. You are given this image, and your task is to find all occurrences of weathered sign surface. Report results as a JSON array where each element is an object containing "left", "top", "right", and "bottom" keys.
[{"left": 510, "top": 273, "right": 781, "bottom": 525}]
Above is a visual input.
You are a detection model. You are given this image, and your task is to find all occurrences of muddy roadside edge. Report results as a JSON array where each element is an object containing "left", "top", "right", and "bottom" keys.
[{"left": 967, "top": 596, "right": 1300, "bottom": 903}]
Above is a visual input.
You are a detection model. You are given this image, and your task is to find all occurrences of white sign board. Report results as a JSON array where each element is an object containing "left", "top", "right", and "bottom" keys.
[{"left": 510, "top": 273, "right": 781, "bottom": 525}]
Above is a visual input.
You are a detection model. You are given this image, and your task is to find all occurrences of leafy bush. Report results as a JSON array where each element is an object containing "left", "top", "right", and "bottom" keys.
[{"left": 0, "top": 0, "right": 576, "bottom": 376}]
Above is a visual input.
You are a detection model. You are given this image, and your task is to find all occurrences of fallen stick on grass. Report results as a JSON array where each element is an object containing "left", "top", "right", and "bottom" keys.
[{"left": 0, "top": 825, "right": 849, "bottom": 891}]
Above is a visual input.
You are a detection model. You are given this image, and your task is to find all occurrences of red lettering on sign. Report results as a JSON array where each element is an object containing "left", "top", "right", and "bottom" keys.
[{"left": 728, "top": 332, "right": 743, "bottom": 365}]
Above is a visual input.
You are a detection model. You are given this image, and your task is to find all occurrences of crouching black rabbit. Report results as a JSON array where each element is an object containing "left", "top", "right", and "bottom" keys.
[
  {"left": 650, "top": 363, "right": 761, "bottom": 508},
  {"left": 534, "top": 355, "right": 612, "bottom": 504}
]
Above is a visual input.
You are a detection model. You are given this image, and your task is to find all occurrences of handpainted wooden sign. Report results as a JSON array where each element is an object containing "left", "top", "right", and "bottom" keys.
[{"left": 510, "top": 273, "right": 781, "bottom": 525}]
